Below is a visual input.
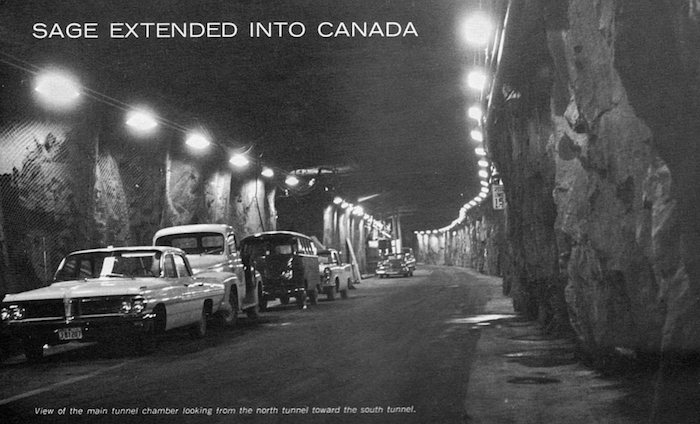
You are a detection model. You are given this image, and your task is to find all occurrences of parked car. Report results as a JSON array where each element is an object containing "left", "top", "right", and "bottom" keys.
[
  {"left": 239, "top": 231, "right": 320, "bottom": 309},
  {"left": 375, "top": 253, "right": 415, "bottom": 278},
  {"left": 318, "top": 248, "right": 353, "bottom": 300},
  {"left": 401, "top": 247, "right": 417, "bottom": 270},
  {"left": 0, "top": 246, "right": 224, "bottom": 360},
  {"left": 153, "top": 224, "right": 263, "bottom": 324}
]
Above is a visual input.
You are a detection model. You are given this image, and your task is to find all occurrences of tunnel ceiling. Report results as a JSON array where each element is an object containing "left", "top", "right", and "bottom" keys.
[{"left": 0, "top": 0, "right": 495, "bottom": 232}]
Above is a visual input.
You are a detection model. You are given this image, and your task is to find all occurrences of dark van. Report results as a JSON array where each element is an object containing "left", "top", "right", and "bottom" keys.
[{"left": 239, "top": 231, "right": 320, "bottom": 309}]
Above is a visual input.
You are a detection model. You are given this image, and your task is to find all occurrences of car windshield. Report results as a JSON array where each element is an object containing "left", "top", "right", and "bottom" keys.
[
  {"left": 318, "top": 254, "right": 331, "bottom": 264},
  {"left": 155, "top": 232, "right": 224, "bottom": 255},
  {"left": 54, "top": 251, "right": 162, "bottom": 281}
]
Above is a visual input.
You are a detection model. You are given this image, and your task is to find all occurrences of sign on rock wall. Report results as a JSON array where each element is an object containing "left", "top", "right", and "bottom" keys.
[{"left": 492, "top": 184, "right": 505, "bottom": 210}]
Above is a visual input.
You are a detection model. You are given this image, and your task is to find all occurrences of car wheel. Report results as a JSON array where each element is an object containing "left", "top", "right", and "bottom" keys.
[
  {"left": 23, "top": 338, "right": 44, "bottom": 361},
  {"left": 308, "top": 287, "right": 319, "bottom": 305},
  {"left": 295, "top": 291, "right": 307, "bottom": 309},
  {"left": 216, "top": 290, "right": 238, "bottom": 327},
  {"left": 326, "top": 283, "right": 336, "bottom": 301},
  {"left": 137, "top": 320, "right": 158, "bottom": 354},
  {"left": 258, "top": 285, "right": 268, "bottom": 312},
  {"left": 246, "top": 285, "right": 261, "bottom": 319},
  {"left": 340, "top": 279, "right": 350, "bottom": 299},
  {"left": 190, "top": 305, "right": 207, "bottom": 339},
  {"left": 279, "top": 295, "right": 290, "bottom": 305}
]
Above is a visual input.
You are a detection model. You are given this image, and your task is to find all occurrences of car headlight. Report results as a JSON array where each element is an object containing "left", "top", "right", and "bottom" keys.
[
  {"left": 120, "top": 297, "right": 147, "bottom": 314},
  {"left": 281, "top": 270, "right": 293, "bottom": 280},
  {"left": 1, "top": 304, "right": 25, "bottom": 321}
]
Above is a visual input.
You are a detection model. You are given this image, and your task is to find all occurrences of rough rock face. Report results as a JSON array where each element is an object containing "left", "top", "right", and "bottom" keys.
[
  {"left": 422, "top": 0, "right": 700, "bottom": 360},
  {"left": 0, "top": 117, "right": 276, "bottom": 296},
  {"left": 487, "top": 0, "right": 700, "bottom": 357},
  {"left": 548, "top": 0, "right": 700, "bottom": 356}
]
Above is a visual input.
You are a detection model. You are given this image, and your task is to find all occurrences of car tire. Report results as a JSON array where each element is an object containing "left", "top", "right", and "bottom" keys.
[
  {"left": 308, "top": 287, "right": 318, "bottom": 305},
  {"left": 326, "top": 284, "right": 336, "bottom": 301},
  {"left": 246, "top": 284, "right": 261, "bottom": 319},
  {"left": 216, "top": 290, "right": 238, "bottom": 327},
  {"left": 295, "top": 291, "right": 307, "bottom": 309},
  {"left": 137, "top": 320, "right": 158, "bottom": 354},
  {"left": 23, "top": 338, "right": 44, "bottom": 361},
  {"left": 190, "top": 305, "right": 207, "bottom": 339},
  {"left": 279, "top": 295, "right": 290, "bottom": 305},
  {"left": 340, "top": 279, "right": 350, "bottom": 299},
  {"left": 258, "top": 285, "right": 268, "bottom": 312}
]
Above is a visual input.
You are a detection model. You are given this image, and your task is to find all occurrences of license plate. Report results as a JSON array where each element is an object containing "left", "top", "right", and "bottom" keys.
[{"left": 58, "top": 327, "right": 82, "bottom": 341}]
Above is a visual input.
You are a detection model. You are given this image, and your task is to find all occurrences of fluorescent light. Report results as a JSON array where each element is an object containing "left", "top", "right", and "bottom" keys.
[
  {"left": 126, "top": 111, "right": 158, "bottom": 131},
  {"left": 186, "top": 134, "right": 211, "bottom": 149}
]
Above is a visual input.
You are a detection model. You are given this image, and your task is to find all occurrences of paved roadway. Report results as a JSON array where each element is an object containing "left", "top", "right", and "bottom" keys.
[{"left": 0, "top": 266, "right": 499, "bottom": 424}]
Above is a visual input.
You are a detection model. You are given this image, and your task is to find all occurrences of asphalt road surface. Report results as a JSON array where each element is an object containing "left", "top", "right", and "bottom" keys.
[{"left": 0, "top": 266, "right": 499, "bottom": 424}]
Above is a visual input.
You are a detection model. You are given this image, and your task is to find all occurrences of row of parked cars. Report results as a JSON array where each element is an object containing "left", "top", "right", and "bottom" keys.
[{"left": 0, "top": 224, "right": 358, "bottom": 361}]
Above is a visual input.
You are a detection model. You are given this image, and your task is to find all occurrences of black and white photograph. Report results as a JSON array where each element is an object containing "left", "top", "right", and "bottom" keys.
[{"left": 1, "top": 1, "right": 700, "bottom": 423}]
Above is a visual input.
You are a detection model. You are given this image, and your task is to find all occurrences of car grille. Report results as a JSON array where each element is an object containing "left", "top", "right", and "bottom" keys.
[
  {"left": 16, "top": 297, "right": 127, "bottom": 320},
  {"left": 79, "top": 297, "right": 127, "bottom": 316},
  {"left": 22, "top": 300, "right": 65, "bottom": 319},
  {"left": 387, "top": 261, "right": 404, "bottom": 269}
]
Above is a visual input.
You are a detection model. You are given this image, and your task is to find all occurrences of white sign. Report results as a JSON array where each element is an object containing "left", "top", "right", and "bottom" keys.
[{"left": 492, "top": 184, "right": 506, "bottom": 210}]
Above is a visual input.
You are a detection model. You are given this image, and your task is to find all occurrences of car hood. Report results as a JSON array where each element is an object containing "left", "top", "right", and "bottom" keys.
[{"left": 2, "top": 278, "right": 167, "bottom": 302}]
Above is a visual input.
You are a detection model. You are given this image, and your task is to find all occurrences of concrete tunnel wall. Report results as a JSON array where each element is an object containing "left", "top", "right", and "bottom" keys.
[{"left": 417, "top": 0, "right": 700, "bottom": 360}]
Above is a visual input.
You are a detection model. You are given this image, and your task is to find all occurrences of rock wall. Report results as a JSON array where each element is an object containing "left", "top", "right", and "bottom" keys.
[
  {"left": 484, "top": 0, "right": 700, "bottom": 357},
  {"left": 423, "top": 0, "right": 700, "bottom": 359},
  {"left": 0, "top": 110, "right": 277, "bottom": 296},
  {"left": 545, "top": 0, "right": 700, "bottom": 357}
]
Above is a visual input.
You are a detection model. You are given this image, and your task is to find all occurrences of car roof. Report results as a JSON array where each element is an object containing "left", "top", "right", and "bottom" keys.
[
  {"left": 241, "top": 230, "right": 313, "bottom": 241},
  {"left": 66, "top": 246, "right": 184, "bottom": 256},
  {"left": 153, "top": 224, "right": 234, "bottom": 239}
]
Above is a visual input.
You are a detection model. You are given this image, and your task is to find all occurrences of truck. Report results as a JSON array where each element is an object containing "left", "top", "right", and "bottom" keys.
[
  {"left": 153, "top": 224, "right": 263, "bottom": 325},
  {"left": 317, "top": 248, "right": 355, "bottom": 300}
]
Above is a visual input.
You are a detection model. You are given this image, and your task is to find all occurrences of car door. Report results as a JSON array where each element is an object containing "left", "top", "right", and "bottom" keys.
[
  {"left": 173, "top": 252, "right": 206, "bottom": 325},
  {"left": 161, "top": 253, "right": 192, "bottom": 330}
]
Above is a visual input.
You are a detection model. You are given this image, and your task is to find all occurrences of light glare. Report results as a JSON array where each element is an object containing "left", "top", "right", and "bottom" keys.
[
  {"left": 126, "top": 111, "right": 158, "bottom": 131},
  {"left": 461, "top": 12, "right": 495, "bottom": 47},
  {"left": 467, "top": 70, "right": 488, "bottom": 91},
  {"left": 286, "top": 175, "right": 300, "bottom": 186},
  {"left": 230, "top": 154, "right": 250, "bottom": 167},
  {"left": 470, "top": 130, "right": 484, "bottom": 142},
  {"left": 34, "top": 71, "right": 81, "bottom": 109},
  {"left": 468, "top": 106, "right": 483, "bottom": 121},
  {"left": 186, "top": 134, "right": 211, "bottom": 149}
]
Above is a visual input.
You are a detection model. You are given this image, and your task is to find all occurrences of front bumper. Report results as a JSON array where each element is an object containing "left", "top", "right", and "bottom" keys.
[
  {"left": 376, "top": 268, "right": 407, "bottom": 276},
  {"left": 3, "top": 315, "right": 152, "bottom": 345}
]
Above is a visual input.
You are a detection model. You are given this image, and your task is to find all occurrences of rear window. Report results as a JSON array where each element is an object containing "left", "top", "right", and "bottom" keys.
[
  {"left": 156, "top": 232, "right": 225, "bottom": 255},
  {"left": 240, "top": 234, "right": 316, "bottom": 258},
  {"left": 55, "top": 251, "right": 162, "bottom": 281}
]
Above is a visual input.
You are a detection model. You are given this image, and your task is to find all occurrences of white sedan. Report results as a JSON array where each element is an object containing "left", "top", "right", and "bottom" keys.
[{"left": 1, "top": 246, "right": 224, "bottom": 360}]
